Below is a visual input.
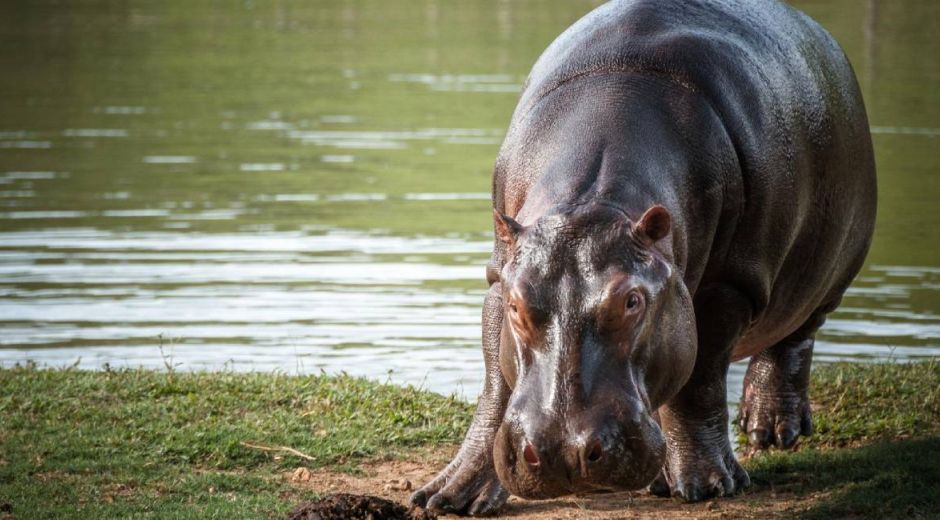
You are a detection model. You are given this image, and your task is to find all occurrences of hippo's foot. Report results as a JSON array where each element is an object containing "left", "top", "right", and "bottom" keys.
[
  {"left": 649, "top": 442, "right": 750, "bottom": 502},
  {"left": 738, "top": 337, "right": 815, "bottom": 451},
  {"left": 411, "top": 445, "right": 508, "bottom": 517},
  {"left": 738, "top": 386, "right": 812, "bottom": 451}
]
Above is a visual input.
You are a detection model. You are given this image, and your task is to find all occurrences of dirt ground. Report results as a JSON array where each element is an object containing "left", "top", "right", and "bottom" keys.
[{"left": 284, "top": 449, "right": 817, "bottom": 519}]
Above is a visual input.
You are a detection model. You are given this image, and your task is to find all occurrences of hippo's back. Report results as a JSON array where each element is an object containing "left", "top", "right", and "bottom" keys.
[{"left": 511, "top": 0, "right": 877, "bottom": 356}]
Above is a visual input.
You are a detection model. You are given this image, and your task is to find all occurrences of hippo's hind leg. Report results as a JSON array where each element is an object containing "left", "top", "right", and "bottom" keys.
[
  {"left": 650, "top": 284, "right": 752, "bottom": 502},
  {"left": 738, "top": 312, "right": 825, "bottom": 451},
  {"left": 410, "top": 266, "right": 510, "bottom": 516}
]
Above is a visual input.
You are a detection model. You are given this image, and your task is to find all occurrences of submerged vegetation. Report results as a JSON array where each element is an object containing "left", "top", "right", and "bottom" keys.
[{"left": 0, "top": 360, "right": 936, "bottom": 518}]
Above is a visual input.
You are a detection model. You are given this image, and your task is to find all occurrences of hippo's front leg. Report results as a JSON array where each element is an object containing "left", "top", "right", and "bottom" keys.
[
  {"left": 411, "top": 275, "right": 510, "bottom": 516},
  {"left": 651, "top": 285, "right": 752, "bottom": 502}
]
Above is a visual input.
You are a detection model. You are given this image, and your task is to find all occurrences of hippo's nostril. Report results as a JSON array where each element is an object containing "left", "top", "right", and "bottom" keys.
[
  {"left": 586, "top": 438, "right": 603, "bottom": 463},
  {"left": 522, "top": 442, "right": 540, "bottom": 466}
]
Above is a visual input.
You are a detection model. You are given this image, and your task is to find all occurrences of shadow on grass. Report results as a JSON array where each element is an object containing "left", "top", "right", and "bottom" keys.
[{"left": 747, "top": 437, "right": 940, "bottom": 519}]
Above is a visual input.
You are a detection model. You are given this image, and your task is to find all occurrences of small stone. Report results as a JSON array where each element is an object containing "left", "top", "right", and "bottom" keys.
[
  {"left": 384, "top": 479, "right": 412, "bottom": 491},
  {"left": 291, "top": 467, "right": 313, "bottom": 483}
]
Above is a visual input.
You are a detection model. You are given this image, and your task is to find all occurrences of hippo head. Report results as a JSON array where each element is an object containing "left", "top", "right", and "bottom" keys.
[{"left": 491, "top": 203, "right": 697, "bottom": 499}]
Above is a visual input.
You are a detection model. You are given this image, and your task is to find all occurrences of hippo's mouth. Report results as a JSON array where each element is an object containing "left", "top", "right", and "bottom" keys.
[{"left": 491, "top": 411, "right": 667, "bottom": 500}]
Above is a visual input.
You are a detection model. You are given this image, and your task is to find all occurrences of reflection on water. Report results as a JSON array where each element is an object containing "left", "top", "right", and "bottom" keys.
[
  {"left": 0, "top": 0, "right": 938, "bottom": 401},
  {"left": 0, "top": 230, "right": 936, "bottom": 398},
  {"left": 0, "top": 230, "right": 490, "bottom": 396}
]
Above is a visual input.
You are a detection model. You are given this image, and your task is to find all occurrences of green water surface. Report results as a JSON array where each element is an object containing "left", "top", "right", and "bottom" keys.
[{"left": 0, "top": 0, "right": 937, "bottom": 397}]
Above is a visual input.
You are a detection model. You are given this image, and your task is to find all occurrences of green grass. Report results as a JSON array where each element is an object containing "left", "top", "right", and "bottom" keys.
[
  {"left": 0, "top": 366, "right": 472, "bottom": 518},
  {"left": 747, "top": 438, "right": 940, "bottom": 519},
  {"left": 742, "top": 360, "right": 940, "bottom": 519},
  {"left": 0, "top": 360, "right": 937, "bottom": 518},
  {"left": 807, "top": 361, "right": 940, "bottom": 447}
]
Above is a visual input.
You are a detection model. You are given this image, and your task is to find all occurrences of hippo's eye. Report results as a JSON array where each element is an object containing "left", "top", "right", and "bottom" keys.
[
  {"left": 508, "top": 302, "right": 519, "bottom": 314},
  {"left": 626, "top": 292, "right": 642, "bottom": 311}
]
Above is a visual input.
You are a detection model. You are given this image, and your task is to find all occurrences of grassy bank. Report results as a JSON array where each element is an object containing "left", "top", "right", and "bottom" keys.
[{"left": 0, "top": 361, "right": 937, "bottom": 519}]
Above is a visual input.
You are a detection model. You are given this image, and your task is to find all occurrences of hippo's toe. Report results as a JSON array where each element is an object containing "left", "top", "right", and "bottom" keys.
[{"left": 648, "top": 472, "right": 671, "bottom": 497}]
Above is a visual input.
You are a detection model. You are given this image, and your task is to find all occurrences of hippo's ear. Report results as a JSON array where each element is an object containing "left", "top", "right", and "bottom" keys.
[
  {"left": 633, "top": 205, "right": 671, "bottom": 246},
  {"left": 493, "top": 210, "right": 524, "bottom": 245}
]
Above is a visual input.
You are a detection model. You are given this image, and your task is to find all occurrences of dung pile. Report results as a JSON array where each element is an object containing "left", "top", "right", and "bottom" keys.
[{"left": 286, "top": 493, "right": 436, "bottom": 520}]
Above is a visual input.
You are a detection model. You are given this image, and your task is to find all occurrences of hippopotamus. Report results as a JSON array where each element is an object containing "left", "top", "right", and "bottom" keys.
[{"left": 411, "top": 0, "right": 877, "bottom": 514}]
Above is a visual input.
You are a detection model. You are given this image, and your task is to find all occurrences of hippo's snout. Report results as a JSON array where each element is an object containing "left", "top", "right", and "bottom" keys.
[{"left": 493, "top": 405, "right": 666, "bottom": 499}]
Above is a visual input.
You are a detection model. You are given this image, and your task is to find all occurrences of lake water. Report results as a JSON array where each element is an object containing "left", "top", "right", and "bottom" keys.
[{"left": 1, "top": 0, "right": 938, "bottom": 402}]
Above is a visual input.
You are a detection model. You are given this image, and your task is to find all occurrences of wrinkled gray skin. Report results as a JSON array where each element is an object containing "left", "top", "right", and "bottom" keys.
[{"left": 411, "top": 0, "right": 876, "bottom": 515}]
